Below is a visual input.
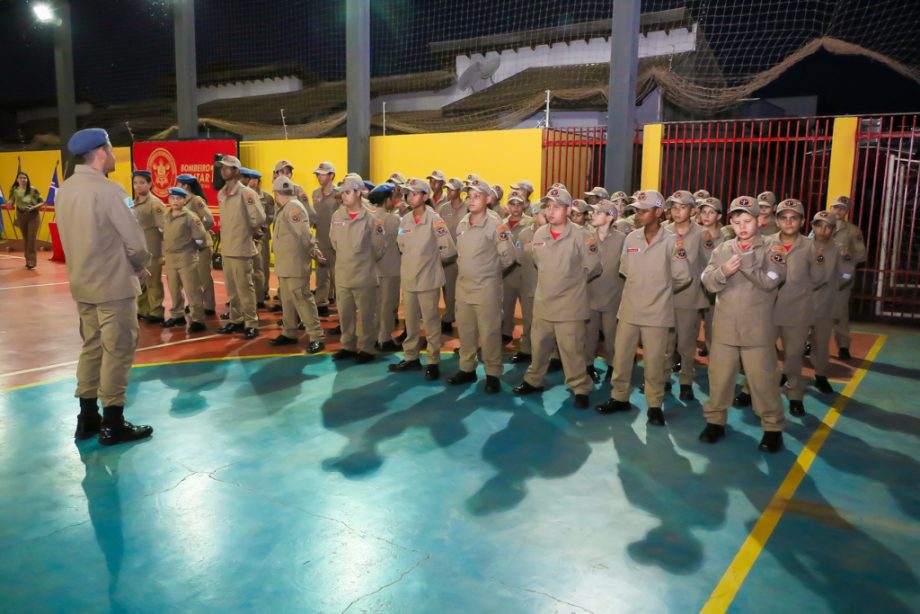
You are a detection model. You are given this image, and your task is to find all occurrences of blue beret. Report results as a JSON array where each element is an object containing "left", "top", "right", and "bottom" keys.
[
  {"left": 168, "top": 187, "right": 188, "bottom": 197},
  {"left": 68, "top": 128, "right": 109, "bottom": 156},
  {"left": 363, "top": 180, "right": 376, "bottom": 190},
  {"left": 132, "top": 170, "right": 152, "bottom": 179},
  {"left": 176, "top": 173, "right": 196, "bottom": 183},
  {"left": 240, "top": 168, "right": 261, "bottom": 179},
  {"left": 369, "top": 183, "right": 395, "bottom": 196}
]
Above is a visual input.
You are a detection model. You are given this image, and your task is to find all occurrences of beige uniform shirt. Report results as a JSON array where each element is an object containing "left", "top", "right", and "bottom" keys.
[
  {"left": 375, "top": 209, "right": 402, "bottom": 278},
  {"left": 618, "top": 227, "right": 692, "bottom": 327},
  {"left": 132, "top": 193, "right": 166, "bottom": 259},
  {"left": 455, "top": 210, "right": 519, "bottom": 304},
  {"left": 259, "top": 190, "right": 275, "bottom": 236},
  {"left": 218, "top": 182, "right": 266, "bottom": 257},
  {"left": 436, "top": 199, "right": 468, "bottom": 240},
  {"left": 702, "top": 235, "right": 787, "bottom": 347},
  {"left": 290, "top": 181, "right": 317, "bottom": 220},
  {"left": 56, "top": 165, "right": 151, "bottom": 303},
  {"left": 186, "top": 195, "right": 214, "bottom": 247},
  {"left": 501, "top": 215, "right": 534, "bottom": 290},
  {"left": 833, "top": 220, "right": 867, "bottom": 264},
  {"left": 664, "top": 221, "right": 710, "bottom": 310},
  {"left": 397, "top": 206, "right": 458, "bottom": 292},
  {"left": 517, "top": 224, "right": 539, "bottom": 299},
  {"left": 587, "top": 228, "right": 626, "bottom": 312},
  {"left": 530, "top": 223, "right": 602, "bottom": 322},
  {"left": 701, "top": 224, "right": 725, "bottom": 253},
  {"left": 312, "top": 187, "right": 338, "bottom": 250},
  {"left": 163, "top": 208, "right": 208, "bottom": 268},
  {"left": 770, "top": 233, "right": 822, "bottom": 327},
  {"left": 272, "top": 199, "right": 315, "bottom": 279},
  {"left": 330, "top": 205, "right": 388, "bottom": 289},
  {"left": 812, "top": 240, "right": 855, "bottom": 319},
  {"left": 759, "top": 218, "right": 780, "bottom": 236}
]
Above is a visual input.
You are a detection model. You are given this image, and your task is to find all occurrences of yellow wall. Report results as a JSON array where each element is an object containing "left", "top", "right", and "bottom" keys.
[
  {"left": 110, "top": 146, "right": 134, "bottom": 195},
  {"left": 826, "top": 116, "right": 858, "bottom": 208},
  {"left": 370, "top": 129, "right": 544, "bottom": 195},
  {"left": 0, "top": 150, "right": 62, "bottom": 242},
  {"left": 240, "top": 138, "right": 348, "bottom": 191},
  {"left": 640, "top": 123, "right": 663, "bottom": 191}
]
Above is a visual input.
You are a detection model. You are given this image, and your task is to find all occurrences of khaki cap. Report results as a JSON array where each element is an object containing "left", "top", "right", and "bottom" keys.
[
  {"left": 699, "top": 197, "right": 723, "bottom": 212},
  {"left": 757, "top": 191, "right": 777, "bottom": 205},
  {"left": 610, "top": 190, "right": 628, "bottom": 201},
  {"left": 219, "top": 155, "right": 242, "bottom": 169},
  {"left": 541, "top": 186, "right": 574, "bottom": 207},
  {"left": 667, "top": 190, "right": 696, "bottom": 207},
  {"left": 584, "top": 186, "right": 610, "bottom": 199},
  {"left": 491, "top": 184, "right": 504, "bottom": 201},
  {"left": 757, "top": 199, "right": 774, "bottom": 210},
  {"left": 812, "top": 210, "right": 838, "bottom": 226},
  {"left": 830, "top": 195, "right": 850, "bottom": 209},
  {"left": 571, "top": 199, "right": 590, "bottom": 214},
  {"left": 335, "top": 173, "right": 365, "bottom": 193},
  {"left": 729, "top": 196, "right": 758, "bottom": 215},
  {"left": 426, "top": 170, "right": 446, "bottom": 181},
  {"left": 273, "top": 160, "right": 294, "bottom": 172},
  {"left": 463, "top": 173, "right": 481, "bottom": 185},
  {"left": 387, "top": 172, "right": 407, "bottom": 186},
  {"left": 775, "top": 198, "right": 805, "bottom": 216},
  {"left": 444, "top": 178, "right": 463, "bottom": 191},
  {"left": 272, "top": 175, "right": 296, "bottom": 193},
  {"left": 464, "top": 178, "right": 492, "bottom": 195},
  {"left": 511, "top": 180, "right": 534, "bottom": 194},
  {"left": 590, "top": 199, "right": 618, "bottom": 217},
  {"left": 633, "top": 190, "right": 665, "bottom": 210},
  {"left": 313, "top": 161, "right": 335, "bottom": 174},
  {"left": 405, "top": 178, "right": 431, "bottom": 193},
  {"left": 693, "top": 189, "right": 711, "bottom": 200},
  {"left": 507, "top": 190, "right": 525, "bottom": 203}
]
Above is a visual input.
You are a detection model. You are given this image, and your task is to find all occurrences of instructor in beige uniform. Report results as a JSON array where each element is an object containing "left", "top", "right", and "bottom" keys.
[{"left": 57, "top": 128, "right": 154, "bottom": 446}]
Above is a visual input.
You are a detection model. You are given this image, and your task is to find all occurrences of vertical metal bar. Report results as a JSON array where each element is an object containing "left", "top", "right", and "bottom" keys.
[
  {"left": 606, "top": 0, "right": 641, "bottom": 191},
  {"left": 718, "top": 122, "right": 728, "bottom": 202},
  {"left": 174, "top": 0, "right": 198, "bottom": 140},
  {"left": 53, "top": 1, "right": 77, "bottom": 174},
  {"left": 791, "top": 119, "right": 803, "bottom": 200},
  {"left": 346, "top": 0, "right": 371, "bottom": 176}
]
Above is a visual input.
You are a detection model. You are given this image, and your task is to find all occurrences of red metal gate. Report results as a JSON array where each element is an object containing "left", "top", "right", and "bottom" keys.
[{"left": 541, "top": 127, "right": 642, "bottom": 196}]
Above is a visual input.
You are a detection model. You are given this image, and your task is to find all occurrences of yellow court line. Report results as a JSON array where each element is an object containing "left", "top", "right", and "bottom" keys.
[{"left": 700, "top": 333, "right": 888, "bottom": 614}]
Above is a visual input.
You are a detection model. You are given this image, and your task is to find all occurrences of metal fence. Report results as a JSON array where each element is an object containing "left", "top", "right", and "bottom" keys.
[{"left": 541, "top": 127, "right": 642, "bottom": 196}]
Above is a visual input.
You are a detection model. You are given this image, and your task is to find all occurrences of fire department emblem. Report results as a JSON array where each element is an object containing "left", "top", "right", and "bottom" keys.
[{"left": 148, "top": 148, "right": 177, "bottom": 199}]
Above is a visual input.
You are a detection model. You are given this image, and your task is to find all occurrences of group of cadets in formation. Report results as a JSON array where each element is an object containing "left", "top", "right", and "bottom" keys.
[{"left": 126, "top": 153, "right": 867, "bottom": 454}]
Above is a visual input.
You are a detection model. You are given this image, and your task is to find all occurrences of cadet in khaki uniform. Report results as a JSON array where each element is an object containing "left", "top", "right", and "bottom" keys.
[
  {"left": 513, "top": 187, "right": 602, "bottom": 409},
  {"left": 570, "top": 199, "right": 589, "bottom": 226},
  {"left": 161, "top": 187, "right": 208, "bottom": 332},
  {"left": 662, "top": 190, "right": 710, "bottom": 401},
  {"left": 436, "top": 178, "right": 468, "bottom": 333},
  {"left": 131, "top": 170, "right": 166, "bottom": 324},
  {"left": 584, "top": 199, "right": 626, "bottom": 383},
  {"left": 756, "top": 191, "right": 780, "bottom": 236},
  {"left": 596, "top": 190, "right": 691, "bottom": 425},
  {"left": 489, "top": 184, "right": 509, "bottom": 219},
  {"left": 242, "top": 168, "right": 274, "bottom": 306},
  {"left": 176, "top": 173, "right": 216, "bottom": 315},
  {"left": 427, "top": 170, "right": 448, "bottom": 206},
  {"left": 368, "top": 183, "right": 403, "bottom": 351},
  {"left": 8, "top": 172, "right": 43, "bottom": 269},
  {"left": 267, "top": 176, "right": 326, "bottom": 353},
  {"left": 583, "top": 186, "right": 610, "bottom": 205},
  {"left": 330, "top": 173, "right": 388, "bottom": 362},
  {"left": 216, "top": 155, "right": 266, "bottom": 339},
  {"left": 699, "top": 196, "right": 787, "bottom": 453},
  {"left": 389, "top": 178, "right": 458, "bottom": 380},
  {"left": 447, "top": 178, "right": 519, "bottom": 392},
  {"left": 57, "top": 128, "right": 153, "bottom": 446},
  {"left": 510, "top": 203, "right": 544, "bottom": 364},
  {"left": 810, "top": 210, "right": 855, "bottom": 393},
  {"left": 273, "top": 160, "right": 316, "bottom": 220},
  {"left": 312, "top": 161, "right": 339, "bottom": 316},
  {"left": 828, "top": 196, "right": 866, "bottom": 359},
  {"left": 500, "top": 190, "right": 533, "bottom": 345},
  {"left": 698, "top": 197, "right": 725, "bottom": 355}
]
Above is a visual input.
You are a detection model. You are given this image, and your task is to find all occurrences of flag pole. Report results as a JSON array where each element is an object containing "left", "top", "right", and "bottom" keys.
[
  {"left": 6, "top": 157, "right": 23, "bottom": 241},
  {"left": 38, "top": 160, "right": 60, "bottom": 233}
]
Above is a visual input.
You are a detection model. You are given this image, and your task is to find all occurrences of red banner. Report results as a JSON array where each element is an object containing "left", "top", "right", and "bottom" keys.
[{"left": 132, "top": 140, "right": 237, "bottom": 204}]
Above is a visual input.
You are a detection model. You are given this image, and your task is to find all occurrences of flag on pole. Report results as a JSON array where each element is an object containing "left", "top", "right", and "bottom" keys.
[
  {"left": 0, "top": 185, "right": 5, "bottom": 236},
  {"left": 45, "top": 164, "right": 60, "bottom": 206}
]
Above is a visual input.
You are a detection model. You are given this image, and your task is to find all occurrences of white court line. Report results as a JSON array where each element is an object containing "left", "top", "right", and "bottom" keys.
[
  {"left": 0, "top": 281, "right": 70, "bottom": 291},
  {"left": 0, "top": 254, "right": 25, "bottom": 260}
]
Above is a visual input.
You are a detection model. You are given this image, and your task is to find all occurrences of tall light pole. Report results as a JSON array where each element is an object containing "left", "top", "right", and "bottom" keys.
[
  {"left": 346, "top": 0, "right": 370, "bottom": 177},
  {"left": 605, "top": 0, "right": 640, "bottom": 191},
  {"left": 173, "top": 0, "right": 198, "bottom": 139},
  {"left": 34, "top": 1, "right": 76, "bottom": 173}
]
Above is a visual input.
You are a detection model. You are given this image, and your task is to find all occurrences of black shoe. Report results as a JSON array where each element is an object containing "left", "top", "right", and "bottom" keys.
[
  {"left": 501, "top": 334, "right": 513, "bottom": 345},
  {"left": 679, "top": 384, "right": 695, "bottom": 401},
  {"left": 333, "top": 349, "right": 357, "bottom": 361},
  {"left": 74, "top": 399, "right": 101, "bottom": 440},
  {"left": 447, "top": 370, "right": 477, "bottom": 385},
  {"left": 330, "top": 326, "right": 342, "bottom": 335},
  {"left": 257, "top": 301, "right": 266, "bottom": 309},
  {"left": 595, "top": 398, "right": 631, "bottom": 414},
  {"left": 639, "top": 381, "right": 673, "bottom": 394},
  {"left": 389, "top": 359, "right": 422, "bottom": 372},
  {"left": 838, "top": 347, "right": 852, "bottom": 361},
  {"left": 395, "top": 330, "right": 408, "bottom": 344},
  {"left": 547, "top": 358, "right": 563, "bottom": 372},
  {"left": 242, "top": 327, "right": 259, "bottom": 340},
  {"left": 187, "top": 322, "right": 206, "bottom": 333},
  {"left": 184, "top": 306, "right": 190, "bottom": 314},
  {"left": 453, "top": 347, "right": 461, "bottom": 355},
  {"left": 789, "top": 400, "right": 805, "bottom": 417},
  {"left": 803, "top": 343, "right": 811, "bottom": 357},
  {"left": 699, "top": 348, "right": 709, "bottom": 357},
  {"left": 145, "top": 315, "right": 165, "bottom": 325},
  {"left": 441, "top": 321, "right": 454, "bottom": 334},
  {"left": 269, "top": 334, "right": 298, "bottom": 346},
  {"left": 647, "top": 407, "right": 666, "bottom": 426},
  {"left": 355, "top": 351, "right": 376, "bottom": 364},
  {"left": 268, "top": 304, "right": 282, "bottom": 313},
  {"left": 99, "top": 420, "right": 153, "bottom": 446},
  {"left": 219, "top": 312, "right": 231, "bottom": 320},
  {"left": 603, "top": 367, "right": 613, "bottom": 383},
  {"left": 574, "top": 394, "right": 590, "bottom": 409},
  {"left": 217, "top": 322, "right": 244, "bottom": 334},
  {"left": 306, "top": 341, "right": 325, "bottom": 354},
  {"left": 733, "top": 392, "right": 752, "bottom": 407},
  {"left": 779, "top": 374, "right": 788, "bottom": 388},
  {"left": 510, "top": 352, "right": 531, "bottom": 364},
  {"left": 814, "top": 375, "right": 833, "bottom": 394},
  {"left": 318, "top": 305, "right": 330, "bottom": 317},
  {"left": 161, "top": 317, "right": 186, "bottom": 328},
  {"left": 758, "top": 431, "right": 784, "bottom": 453},
  {"left": 672, "top": 356, "right": 682, "bottom": 373},
  {"left": 485, "top": 375, "right": 500, "bottom": 394},
  {"left": 204, "top": 309, "right": 217, "bottom": 316},
  {"left": 298, "top": 323, "right": 306, "bottom": 331},
  {"left": 512, "top": 381, "right": 544, "bottom": 395},
  {"left": 425, "top": 364, "right": 440, "bottom": 381},
  {"left": 377, "top": 340, "right": 401, "bottom": 352},
  {"left": 586, "top": 366, "right": 600, "bottom": 384},
  {"left": 698, "top": 423, "right": 725, "bottom": 443}
]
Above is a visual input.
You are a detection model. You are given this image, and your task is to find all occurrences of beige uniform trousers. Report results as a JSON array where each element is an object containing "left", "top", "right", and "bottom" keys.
[
  {"left": 166, "top": 260, "right": 205, "bottom": 322},
  {"left": 519, "top": 296, "right": 535, "bottom": 354},
  {"left": 779, "top": 325, "right": 810, "bottom": 401},
  {"left": 315, "top": 252, "right": 336, "bottom": 307},
  {"left": 669, "top": 308, "right": 702, "bottom": 386},
  {"left": 457, "top": 291, "right": 503, "bottom": 377},
  {"left": 198, "top": 246, "right": 216, "bottom": 311},
  {"left": 377, "top": 276, "right": 401, "bottom": 344},
  {"left": 279, "top": 276, "right": 324, "bottom": 340},
  {"left": 524, "top": 317, "right": 593, "bottom": 395},
  {"left": 338, "top": 285, "right": 378, "bottom": 353},
  {"left": 585, "top": 309, "right": 618, "bottom": 368},
  {"left": 223, "top": 255, "right": 259, "bottom": 328},
  {"left": 441, "top": 261, "right": 459, "bottom": 324},
  {"left": 703, "top": 308, "right": 714, "bottom": 352},
  {"left": 833, "top": 287, "right": 853, "bottom": 349},
  {"left": 810, "top": 318, "right": 833, "bottom": 377},
  {"left": 704, "top": 342, "right": 787, "bottom": 431},
  {"left": 260, "top": 234, "right": 271, "bottom": 298},
  {"left": 501, "top": 280, "right": 520, "bottom": 338},
  {"left": 403, "top": 288, "right": 442, "bottom": 364},
  {"left": 252, "top": 239, "right": 267, "bottom": 302},
  {"left": 17, "top": 210, "right": 40, "bottom": 267},
  {"left": 137, "top": 257, "right": 165, "bottom": 318},
  {"left": 611, "top": 321, "right": 670, "bottom": 408},
  {"left": 75, "top": 297, "right": 138, "bottom": 408}
]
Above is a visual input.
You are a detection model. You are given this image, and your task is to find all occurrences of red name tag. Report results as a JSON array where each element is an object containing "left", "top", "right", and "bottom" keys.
[
  {"left": 532, "top": 241, "right": 545, "bottom": 247},
  {"left": 627, "top": 247, "right": 640, "bottom": 253}
]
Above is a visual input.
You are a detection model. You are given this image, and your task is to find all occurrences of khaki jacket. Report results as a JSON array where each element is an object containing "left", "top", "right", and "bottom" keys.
[
  {"left": 501, "top": 215, "right": 533, "bottom": 290},
  {"left": 375, "top": 209, "right": 402, "bottom": 277},
  {"left": 56, "top": 165, "right": 151, "bottom": 303},
  {"left": 312, "top": 187, "right": 339, "bottom": 250},
  {"left": 186, "top": 195, "right": 214, "bottom": 247},
  {"left": 330, "top": 205, "right": 388, "bottom": 288},
  {"left": 531, "top": 222, "right": 602, "bottom": 322},
  {"left": 290, "top": 181, "right": 317, "bottom": 220},
  {"left": 436, "top": 199, "right": 468, "bottom": 239},
  {"left": 770, "top": 233, "right": 822, "bottom": 327},
  {"left": 163, "top": 208, "right": 208, "bottom": 268},
  {"left": 665, "top": 221, "right": 710, "bottom": 310},
  {"left": 812, "top": 239, "right": 855, "bottom": 319},
  {"left": 259, "top": 190, "right": 275, "bottom": 234},
  {"left": 702, "top": 235, "right": 787, "bottom": 347},
  {"left": 397, "top": 205, "right": 458, "bottom": 292},
  {"left": 618, "top": 227, "right": 692, "bottom": 327},
  {"left": 516, "top": 224, "right": 539, "bottom": 298},
  {"left": 132, "top": 193, "right": 166, "bottom": 259},
  {"left": 456, "top": 210, "right": 519, "bottom": 304},
  {"left": 218, "top": 181, "right": 266, "bottom": 257},
  {"left": 587, "top": 227, "right": 626, "bottom": 312},
  {"left": 272, "top": 199, "right": 315, "bottom": 278},
  {"left": 833, "top": 220, "right": 867, "bottom": 264}
]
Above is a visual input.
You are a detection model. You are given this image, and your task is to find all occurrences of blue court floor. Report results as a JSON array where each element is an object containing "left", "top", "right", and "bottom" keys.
[{"left": 0, "top": 326, "right": 917, "bottom": 613}]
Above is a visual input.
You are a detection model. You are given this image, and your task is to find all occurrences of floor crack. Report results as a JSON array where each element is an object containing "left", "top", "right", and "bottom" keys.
[
  {"left": 489, "top": 576, "right": 596, "bottom": 614},
  {"left": 340, "top": 553, "right": 430, "bottom": 613}
]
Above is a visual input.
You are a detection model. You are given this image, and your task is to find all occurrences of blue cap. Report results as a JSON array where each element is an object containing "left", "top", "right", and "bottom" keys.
[
  {"left": 176, "top": 173, "right": 196, "bottom": 183},
  {"left": 369, "top": 183, "right": 395, "bottom": 196},
  {"left": 363, "top": 180, "right": 376, "bottom": 191},
  {"left": 241, "top": 168, "right": 261, "bottom": 179},
  {"left": 67, "top": 128, "right": 110, "bottom": 156},
  {"left": 132, "top": 170, "right": 152, "bottom": 180},
  {"left": 168, "top": 187, "right": 188, "bottom": 197}
]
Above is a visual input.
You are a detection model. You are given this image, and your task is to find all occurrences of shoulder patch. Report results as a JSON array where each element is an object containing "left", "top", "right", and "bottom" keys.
[
  {"left": 124, "top": 197, "right": 134, "bottom": 208},
  {"left": 433, "top": 218, "right": 448, "bottom": 237},
  {"left": 246, "top": 194, "right": 257, "bottom": 206},
  {"left": 193, "top": 217, "right": 202, "bottom": 226},
  {"left": 674, "top": 244, "right": 688, "bottom": 260},
  {"left": 290, "top": 210, "right": 303, "bottom": 223},
  {"left": 375, "top": 218, "right": 385, "bottom": 234},
  {"left": 771, "top": 251, "right": 786, "bottom": 264},
  {"left": 497, "top": 224, "right": 510, "bottom": 242},
  {"left": 816, "top": 252, "right": 825, "bottom": 264}
]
